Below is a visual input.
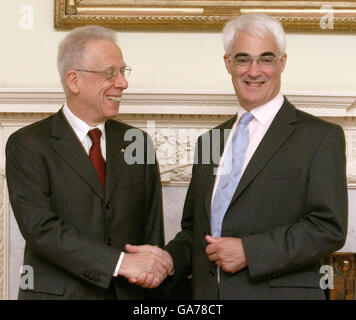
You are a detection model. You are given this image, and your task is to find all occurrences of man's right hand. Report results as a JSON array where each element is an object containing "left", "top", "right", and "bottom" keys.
[{"left": 121, "top": 244, "right": 174, "bottom": 288}]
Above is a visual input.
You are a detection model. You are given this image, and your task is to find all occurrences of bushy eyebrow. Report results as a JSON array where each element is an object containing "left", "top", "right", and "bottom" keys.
[
  {"left": 234, "top": 51, "right": 276, "bottom": 58},
  {"left": 260, "top": 52, "right": 276, "bottom": 57}
]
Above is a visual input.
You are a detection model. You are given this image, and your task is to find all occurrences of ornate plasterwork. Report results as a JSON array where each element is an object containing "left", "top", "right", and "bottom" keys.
[
  {"left": 152, "top": 126, "right": 206, "bottom": 184},
  {"left": 147, "top": 122, "right": 356, "bottom": 187},
  {"left": 0, "top": 89, "right": 356, "bottom": 186}
]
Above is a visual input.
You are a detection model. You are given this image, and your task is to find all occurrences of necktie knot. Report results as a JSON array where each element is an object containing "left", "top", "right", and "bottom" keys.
[
  {"left": 88, "top": 128, "right": 102, "bottom": 144},
  {"left": 239, "top": 112, "right": 254, "bottom": 125}
]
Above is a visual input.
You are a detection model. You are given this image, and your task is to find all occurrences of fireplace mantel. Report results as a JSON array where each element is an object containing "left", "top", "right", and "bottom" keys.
[{"left": 0, "top": 88, "right": 355, "bottom": 299}]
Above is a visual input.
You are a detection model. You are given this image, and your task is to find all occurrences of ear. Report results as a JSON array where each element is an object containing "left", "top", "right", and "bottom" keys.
[
  {"left": 65, "top": 70, "right": 80, "bottom": 95},
  {"left": 280, "top": 54, "right": 287, "bottom": 73},
  {"left": 223, "top": 54, "right": 233, "bottom": 75}
]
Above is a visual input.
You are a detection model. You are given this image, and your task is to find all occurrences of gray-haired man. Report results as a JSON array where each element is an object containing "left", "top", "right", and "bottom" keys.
[
  {"left": 6, "top": 25, "right": 171, "bottom": 300},
  {"left": 129, "top": 14, "right": 348, "bottom": 300}
]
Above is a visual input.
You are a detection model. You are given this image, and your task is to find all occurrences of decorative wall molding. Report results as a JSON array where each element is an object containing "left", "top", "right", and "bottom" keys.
[
  {"left": 0, "top": 172, "right": 8, "bottom": 300},
  {"left": 1, "top": 88, "right": 356, "bottom": 116},
  {"left": 0, "top": 88, "right": 356, "bottom": 187}
]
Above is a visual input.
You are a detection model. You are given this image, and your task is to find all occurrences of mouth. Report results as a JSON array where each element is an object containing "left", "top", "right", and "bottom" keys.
[
  {"left": 244, "top": 81, "right": 265, "bottom": 87},
  {"left": 106, "top": 95, "right": 121, "bottom": 103}
]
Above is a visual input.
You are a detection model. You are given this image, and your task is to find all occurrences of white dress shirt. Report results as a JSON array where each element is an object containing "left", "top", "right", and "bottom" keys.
[
  {"left": 210, "top": 93, "right": 284, "bottom": 283},
  {"left": 211, "top": 92, "right": 284, "bottom": 209},
  {"left": 62, "top": 104, "right": 124, "bottom": 277},
  {"left": 62, "top": 104, "right": 106, "bottom": 159}
]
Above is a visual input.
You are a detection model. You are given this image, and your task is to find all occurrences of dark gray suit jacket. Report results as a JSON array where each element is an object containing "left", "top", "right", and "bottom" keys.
[
  {"left": 166, "top": 98, "right": 348, "bottom": 300},
  {"left": 6, "top": 109, "right": 164, "bottom": 299}
]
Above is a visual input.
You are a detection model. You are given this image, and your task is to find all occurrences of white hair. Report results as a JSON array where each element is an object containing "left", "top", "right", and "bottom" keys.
[
  {"left": 223, "top": 14, "right": 287, "bottom": 56},
  {"left": 57, "top": 25, "right": 117, "bottom": 92}
]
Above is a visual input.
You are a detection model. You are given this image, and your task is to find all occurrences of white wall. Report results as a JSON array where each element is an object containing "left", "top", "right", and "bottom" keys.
[{"left": 1, "top": 1, "right": 356, "bottom": 92}]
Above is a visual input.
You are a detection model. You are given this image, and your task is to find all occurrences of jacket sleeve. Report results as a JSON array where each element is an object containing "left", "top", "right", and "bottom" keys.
[
  {"left": 243, "top": 125, "right": 348, "bottom": 281},
  {"left": 164, "top": 136, "right": 200, "bottom": 285}
]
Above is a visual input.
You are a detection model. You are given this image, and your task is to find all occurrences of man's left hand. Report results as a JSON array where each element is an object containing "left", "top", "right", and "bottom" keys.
[{"left": 205, "top": 235, "right": 247, "bottom": 273}]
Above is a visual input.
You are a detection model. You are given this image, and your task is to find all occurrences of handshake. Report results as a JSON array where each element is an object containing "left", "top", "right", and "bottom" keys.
[
  {"left": 117, "top": 236, "right": 247, "bottom": 288},
  {"left": 118, "top": 244, "right": 174, "bottom": 288}
]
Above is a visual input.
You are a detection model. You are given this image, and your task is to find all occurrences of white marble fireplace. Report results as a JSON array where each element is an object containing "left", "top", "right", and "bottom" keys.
[{"left": 0, "top": 88, "right": 355, "bottom": 299}]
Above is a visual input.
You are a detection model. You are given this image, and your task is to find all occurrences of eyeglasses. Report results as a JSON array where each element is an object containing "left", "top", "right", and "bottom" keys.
[
  {"left": 229, "top": 54, "right": 280, "bottom": 68},
  {"left": 75, "top": 66, "right": 132, "bottom": 81}
]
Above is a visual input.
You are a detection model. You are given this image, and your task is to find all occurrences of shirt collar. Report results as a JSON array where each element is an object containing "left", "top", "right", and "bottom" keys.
[
  {"left": 237, "top": 92, "right": 284, "bottom": 126},
  {"left": 62, "top": 103, "right": 106, "bottom": 143}
]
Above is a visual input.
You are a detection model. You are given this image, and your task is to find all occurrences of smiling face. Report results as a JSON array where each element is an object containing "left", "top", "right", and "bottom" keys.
[
  {"left": 224, "top": 31, "right": 286, "bottom": 111},
  {"left": 66, "top": 39, "right": 128, "bottom": 126}
]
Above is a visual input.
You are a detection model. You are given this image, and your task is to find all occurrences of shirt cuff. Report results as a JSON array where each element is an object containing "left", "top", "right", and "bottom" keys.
[{"left": 113, "top": 252, "right": 125, "bottom": 277}]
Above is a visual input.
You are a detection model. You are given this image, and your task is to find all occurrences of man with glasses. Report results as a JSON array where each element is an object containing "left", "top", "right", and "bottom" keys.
[
  {"left": 130, "top": 13, "right": 348, "bottom": 299},
  {"left": 6, "top": 26, "right": 171, "bottom": 299}
]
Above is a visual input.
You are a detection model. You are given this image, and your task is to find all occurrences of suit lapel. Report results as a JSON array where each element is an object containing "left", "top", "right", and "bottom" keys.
[
  {"left": 50, "top": 109, "right": 104, "bottom": 200},
  {"left": 203, "top": 162, "right": 217, "bottom": 223},
  {"left": 203, "top": 115, "right": 237, "bottom": 221},
  {"left": 104, "top": 119, "right": 126, "bottom": 201},
  {"left": 229, "top": 98, "right": 298, "bottom": 207}
]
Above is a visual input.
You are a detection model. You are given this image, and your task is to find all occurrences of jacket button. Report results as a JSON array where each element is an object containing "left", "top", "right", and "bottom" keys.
[
  {"left": 209, "top": 270, "right": 215, "bottom": 277},
  {"left": 106, "top": 202, "right": 112, "bottom": 210},
  {"left": 107, "top": 238, "right": 113, "bottom": 246}
]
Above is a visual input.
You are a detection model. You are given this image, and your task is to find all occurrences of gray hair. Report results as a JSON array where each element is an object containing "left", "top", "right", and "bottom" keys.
[
  {"left": 223, "top": 14, "right": 286, "bottom": 56},
  {"left": 57, "top": 25, "right": 117, "bottom": 92}
]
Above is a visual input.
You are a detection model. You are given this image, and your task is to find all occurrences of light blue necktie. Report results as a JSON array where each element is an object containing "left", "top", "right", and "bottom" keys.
[{"left": 211, "top": 112, "right": 254, "bottom": 237}]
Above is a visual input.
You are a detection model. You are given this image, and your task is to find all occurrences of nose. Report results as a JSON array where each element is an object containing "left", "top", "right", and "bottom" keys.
[
  {"left": 247, "top": 60, "right": 263, "bottom": 78},
  {"left": 113, "top": 73, "right": 128, "bottom": 90}
]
